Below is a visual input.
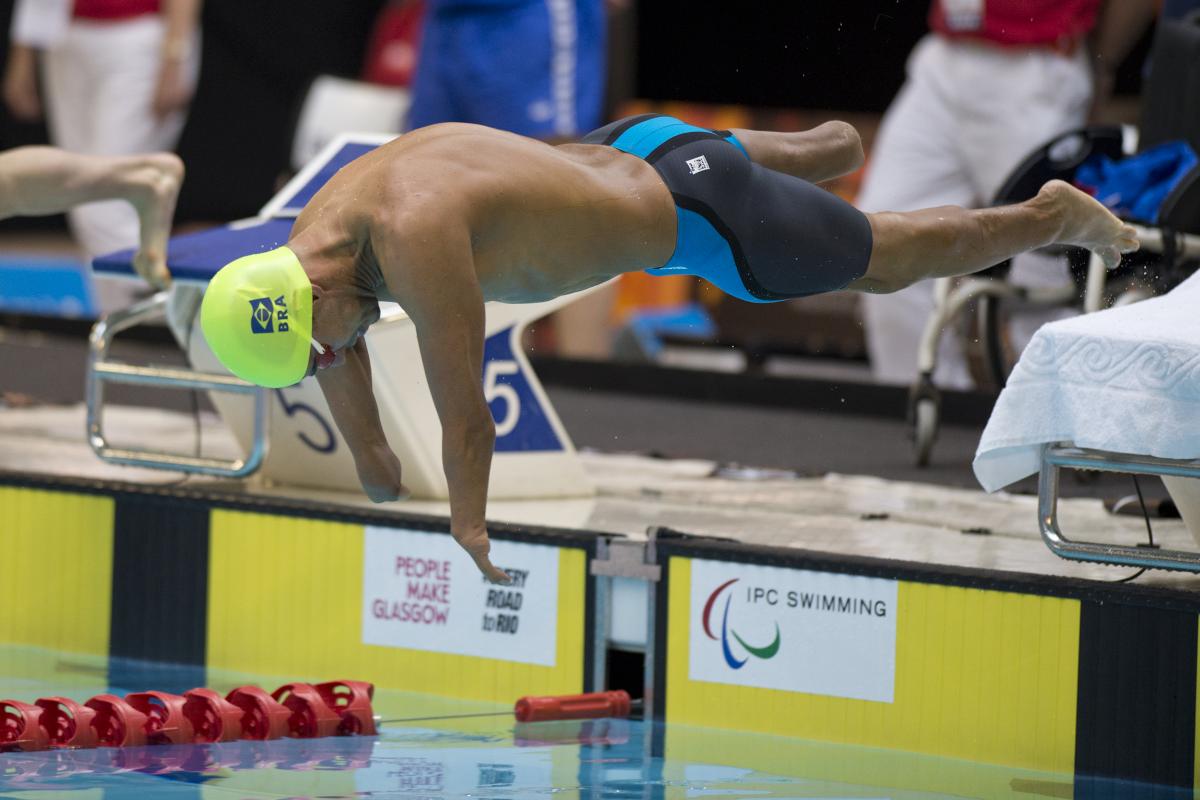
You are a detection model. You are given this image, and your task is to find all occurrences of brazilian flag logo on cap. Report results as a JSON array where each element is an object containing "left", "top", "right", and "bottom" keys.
[{"left": 249, "top": 297, "right": 276, "bottom": 333}]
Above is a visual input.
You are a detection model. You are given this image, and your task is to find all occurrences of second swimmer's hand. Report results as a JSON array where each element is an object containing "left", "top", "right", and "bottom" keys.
[
  {"left": 454, "top": 523, "right": 511, "bottom": 584},
  {"left": 357, "top": 444, "right": 409, "bottom": 503}
]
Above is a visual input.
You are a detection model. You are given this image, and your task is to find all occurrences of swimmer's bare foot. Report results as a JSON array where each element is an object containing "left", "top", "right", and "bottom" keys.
[
  {"left": 1039, "top": 179, "right": 1140, "bottom": 270},
  {"left": 123, "top": 152, "right": 184, "bottom": 290}
]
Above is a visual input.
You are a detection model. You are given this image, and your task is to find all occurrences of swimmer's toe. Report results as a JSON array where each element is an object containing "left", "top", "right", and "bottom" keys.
[
  {"left": 1096, "top": 245, "right": 1122, "bottom": 270},
  {"left": 1119, "top": 226, "right": 1140, "bottom": 253}
]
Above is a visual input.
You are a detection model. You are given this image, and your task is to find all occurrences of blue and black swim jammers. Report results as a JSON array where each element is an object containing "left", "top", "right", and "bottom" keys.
[{"left": 582, "top": 114, "right": 873, "bottom": 303}]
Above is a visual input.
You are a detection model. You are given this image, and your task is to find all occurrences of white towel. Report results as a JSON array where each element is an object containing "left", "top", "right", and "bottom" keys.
[{"left": 973, "top": 269, "right": 1200, "bottom": 492}]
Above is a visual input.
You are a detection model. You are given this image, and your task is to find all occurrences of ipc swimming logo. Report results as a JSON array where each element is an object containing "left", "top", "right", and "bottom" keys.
[
  {"left": 249, "top": 296, "right": 290, "bottom": 334},
  {"left": 702, "top": 578, "right": 781, "bottom": 670}
]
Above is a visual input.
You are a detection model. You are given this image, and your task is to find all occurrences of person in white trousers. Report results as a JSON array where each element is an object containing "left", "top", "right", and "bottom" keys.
[
  {"left": 857, "top": 0, "right": 1156, "bottom": 389},
  {"left": 4, "top": 0, "right": 200, "bottom": 304}
]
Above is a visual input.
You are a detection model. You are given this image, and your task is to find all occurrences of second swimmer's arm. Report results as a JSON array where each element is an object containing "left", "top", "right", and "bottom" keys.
[
  {"left": 381, "top": 218, "right": 510, "bottom": 584},
  {"left": 414, "top": 296, "right": 506, "bottom": 582}
]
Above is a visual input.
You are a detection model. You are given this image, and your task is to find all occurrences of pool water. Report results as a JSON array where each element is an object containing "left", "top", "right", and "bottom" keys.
[{"left": 0, "top": 644, "right": 1146, "bottom": 799}]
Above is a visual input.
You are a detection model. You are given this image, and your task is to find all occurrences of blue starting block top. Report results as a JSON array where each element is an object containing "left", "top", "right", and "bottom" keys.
[
  {"left": 93, "top": 136, "right": 389, "bottom": 282},
  {"left": 271, "top": 141, "right": 378, "bottom": 214},
  {"left": 93, "top": 218, "right": 295, "bottom": 283}
]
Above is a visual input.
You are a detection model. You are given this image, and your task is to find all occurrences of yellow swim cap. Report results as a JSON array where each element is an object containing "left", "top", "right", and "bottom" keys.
[{"left": 200, "top": 246, "right": 314, "bottom": 388}]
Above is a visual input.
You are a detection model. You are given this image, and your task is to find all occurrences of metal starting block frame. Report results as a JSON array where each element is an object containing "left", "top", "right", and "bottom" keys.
[
  {"left": 87, "top": 291, "right": 268, "bottom": 478},
  {"left": 1039, "top": 444, "right": 1200, "bottom": 572},
  {"left": 86, "top": 134, "right": 594, "bottom": 500}
]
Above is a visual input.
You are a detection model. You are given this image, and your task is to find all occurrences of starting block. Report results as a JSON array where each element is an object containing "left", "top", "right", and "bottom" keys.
[{"left": 88, "top": 134, "right": 593, "bottom": 500}]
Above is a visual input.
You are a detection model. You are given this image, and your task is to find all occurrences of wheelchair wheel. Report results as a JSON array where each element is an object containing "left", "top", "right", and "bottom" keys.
[
  {"left": 908, "top": 376, "right": 941, "bottom": 467},
  {"left": 977, "top": 293, "right": 1015, "bottom": 389},
  {"left": 976, "top": 248, "right": 1091, "bottom": 389},
  {"left": 913, "top": 399, "right": 938, "bottom": 467}
]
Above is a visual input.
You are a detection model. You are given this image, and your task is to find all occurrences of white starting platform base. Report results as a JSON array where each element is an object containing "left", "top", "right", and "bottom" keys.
[{"left": 90, "top": 133, "right": 592, "bottom": 501}]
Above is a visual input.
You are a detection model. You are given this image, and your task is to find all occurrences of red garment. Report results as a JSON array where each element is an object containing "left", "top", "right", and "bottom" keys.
[
  {"left": 362, "top": 1, "right": 425, "bottom": 87},
  {"left": 73, "top": 0, "right": 160, "bottom": 21},
  {"left": 929, "top": 0, "right": 1100, "bottom": 48}
]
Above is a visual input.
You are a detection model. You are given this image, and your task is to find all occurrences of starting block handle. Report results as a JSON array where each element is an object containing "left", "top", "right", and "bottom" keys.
[
  {"left": 85, "top": 292, "right": 270, "bottom": 478},
  {"left": 1038, "top": 444, "right": 1200, "bottom": 572}
]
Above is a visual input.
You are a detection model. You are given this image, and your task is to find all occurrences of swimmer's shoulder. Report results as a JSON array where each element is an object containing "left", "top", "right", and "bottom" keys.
[
  {"left": 366, "top": 209, "right": 478, "bottom": 316},
  {"left": 366, "top": 188, "right": 471, "bottom": 272},
  {"left": 382, "top": 122, "right": 524, "bottom": 154}
]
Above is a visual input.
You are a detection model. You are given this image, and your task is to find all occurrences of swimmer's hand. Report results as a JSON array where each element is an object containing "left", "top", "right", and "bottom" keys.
[
  {"left": 357, "top": 444, "right": 410, "bottom": 503},
  {"left": 362, "top": 477, "right": 411, "bottom": 504},
  {"left": 455, "top": 523, "right": 511, "bottom": 584}
]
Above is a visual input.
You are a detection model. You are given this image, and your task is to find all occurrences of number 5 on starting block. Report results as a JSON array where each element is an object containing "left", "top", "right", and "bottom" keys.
[{"left": 483, "top": 327, "right": 564, "bottom": 453}]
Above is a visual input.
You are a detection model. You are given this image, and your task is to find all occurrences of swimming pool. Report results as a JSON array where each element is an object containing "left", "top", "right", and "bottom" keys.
[
  {"left": 2, "top": 642, "right": 1105, "bottom": 799},
  {"left": 5, "top": 472, "right": 1200, "bottom": 797}
]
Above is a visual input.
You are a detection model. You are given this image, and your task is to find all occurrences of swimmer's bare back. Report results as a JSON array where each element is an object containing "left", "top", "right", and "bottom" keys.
[{"left": 289, "top": 123, "right": 679, "bottom": 306}]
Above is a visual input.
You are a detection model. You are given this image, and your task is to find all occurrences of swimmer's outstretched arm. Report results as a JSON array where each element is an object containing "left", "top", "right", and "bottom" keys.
[
  {"left": 316, "top": 337, "right": 407, "bottom": 503},
  {"left": 380, "top": 218, "right": 511, "bottom": 585}
]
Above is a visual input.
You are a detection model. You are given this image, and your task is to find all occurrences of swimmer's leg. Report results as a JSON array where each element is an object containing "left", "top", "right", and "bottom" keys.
[
  {"left": 845, "top": 180, "right": 1140, "bottom": 294},
  {"left": 730, "top": 121, "right": 865, "bottom": 184},
  {"left": 0, "top": 146, "right": 183, "bottom": 288}
]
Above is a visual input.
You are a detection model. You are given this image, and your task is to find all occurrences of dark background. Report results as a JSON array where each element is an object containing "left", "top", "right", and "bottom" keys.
[
  {"left": 0, "top": 0, "right": 1153, "bottom": 229},
  {"left": 636, "top": 0, "right": 932, "bottom": 111}
]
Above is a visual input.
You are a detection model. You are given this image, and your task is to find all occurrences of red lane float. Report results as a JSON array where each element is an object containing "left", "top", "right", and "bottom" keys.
[
  {"left": 225, "top": 686, "right": 290, "bottom": 741},
  {"left": 0, "top": 678, "right": 375, "bottom": 751},
  {"left": 126, "top": 692, "right": 194, "bottom": 745},
  {"left": 272, "top": 683, "right": 343, "bottom": 739},
  {"left": 1, "top": 699, "right": 50, "bottom": 752},
  {"left": 84, "top": 695, "right": 148, "bottom": 748},
  {"left": 315, "top": 680, "right": 377, "bottom": 736},
  {"left": 35, "top": 697, "right": 98, "bottom": 748},
  {"left": 183, "top": 688, "right": 243, "bottom": 743},
  {"left": 513, "top": 690, "right": 633, "bottom": 723}
]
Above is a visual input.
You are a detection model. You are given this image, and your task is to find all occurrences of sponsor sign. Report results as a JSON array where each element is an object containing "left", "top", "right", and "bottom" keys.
[
  {"left": 362, "top": 526, "right": 559, "bottom": 665},
  {"left": 688, "top": 559, "right": 897, "bottom": 702}
]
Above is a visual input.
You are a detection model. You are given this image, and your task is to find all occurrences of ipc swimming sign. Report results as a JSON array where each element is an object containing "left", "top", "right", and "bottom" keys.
[{"left": 688, "top": 558, "right": 898, "bottom": 702}]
